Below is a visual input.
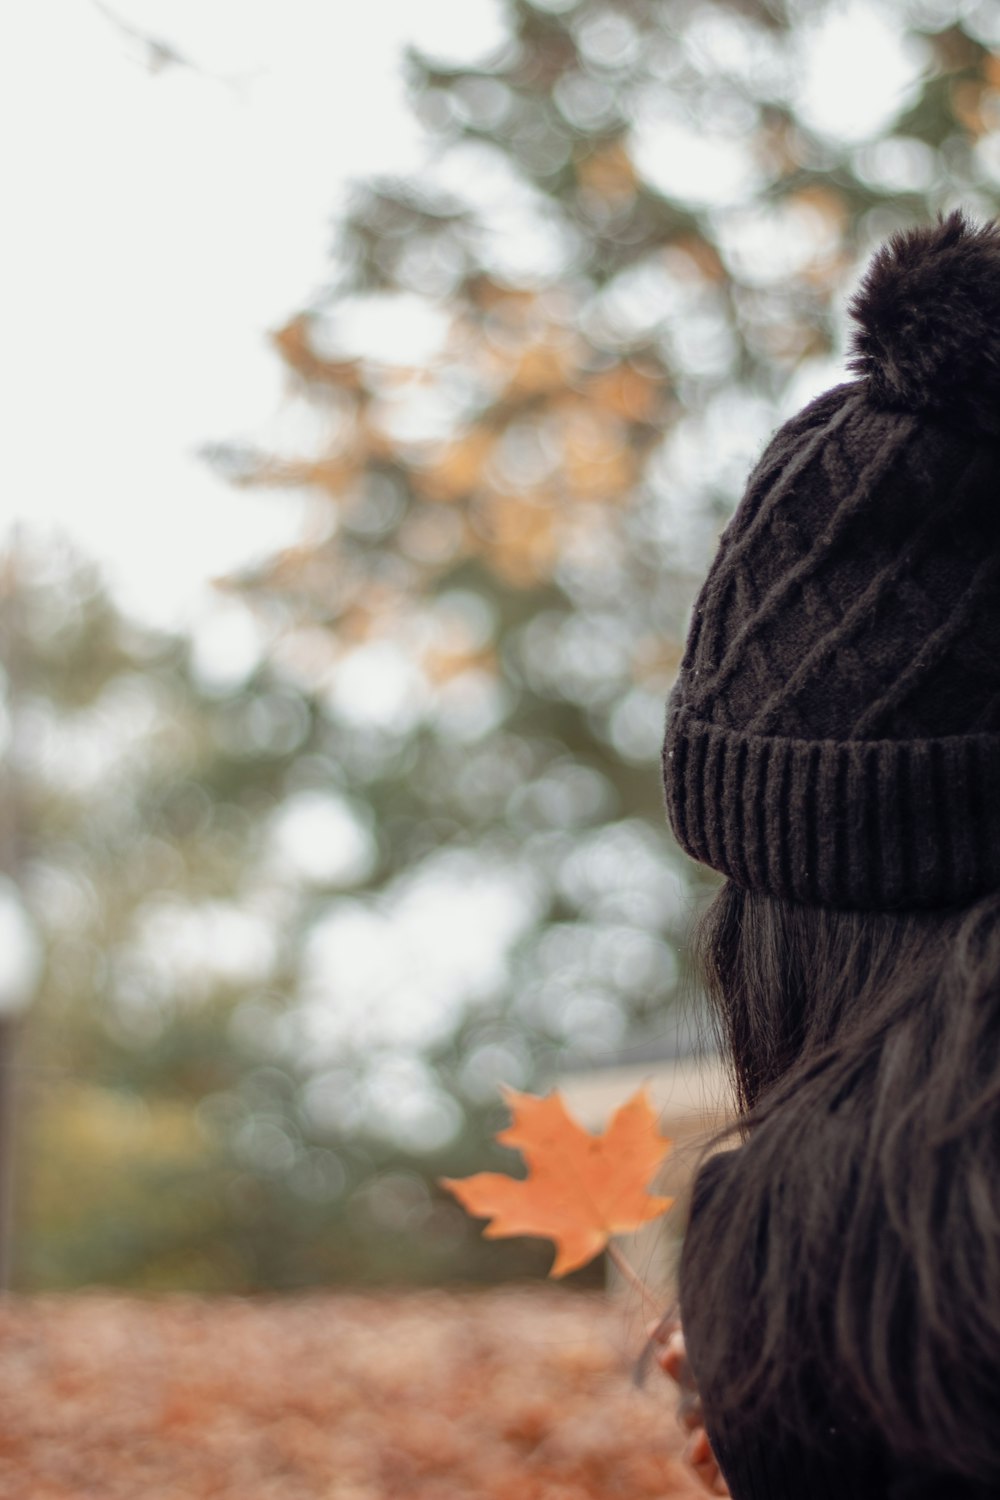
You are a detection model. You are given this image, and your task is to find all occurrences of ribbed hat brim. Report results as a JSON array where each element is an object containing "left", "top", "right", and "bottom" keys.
[{"left": 662, "top": 696, "right": 1000, "bottom": 910}]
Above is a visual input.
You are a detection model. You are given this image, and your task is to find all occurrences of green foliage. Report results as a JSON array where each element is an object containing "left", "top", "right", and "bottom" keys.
[{"left": 7, "top": 540, "right": 571, "bottom": 1287}]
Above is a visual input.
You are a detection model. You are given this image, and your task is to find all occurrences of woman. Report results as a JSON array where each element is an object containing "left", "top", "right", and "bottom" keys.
[{"left": 653, "top": 206, "right": 1000, "bottom": 1498}]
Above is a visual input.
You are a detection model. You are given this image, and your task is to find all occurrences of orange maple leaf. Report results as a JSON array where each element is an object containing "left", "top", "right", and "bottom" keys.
[{"left": 440, "top": 1085, "right": 674, "bottom": 1277}]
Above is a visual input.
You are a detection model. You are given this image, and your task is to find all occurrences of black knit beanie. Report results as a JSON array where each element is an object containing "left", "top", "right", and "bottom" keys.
[{"left": 661, "top": 206, "right": 1000, "bottom": 912}]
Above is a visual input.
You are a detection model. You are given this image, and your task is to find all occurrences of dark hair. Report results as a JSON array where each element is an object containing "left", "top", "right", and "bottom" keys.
[{"left": 680, "top": 878, "right": 1000, "bottom": 1483}]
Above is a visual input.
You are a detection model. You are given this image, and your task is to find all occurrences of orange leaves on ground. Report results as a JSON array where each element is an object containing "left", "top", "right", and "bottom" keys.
[
  {"left": 441, "top": 1086, "right": 674, "bottom": 1277},
  {"left": 0, "top": 1291, "right": 702, "bottom": 1499}
]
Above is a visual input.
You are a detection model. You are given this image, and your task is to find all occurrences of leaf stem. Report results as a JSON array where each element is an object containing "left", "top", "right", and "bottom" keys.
[{"left": 605, "top": 1241, "right": 664, "bottom": 1316}]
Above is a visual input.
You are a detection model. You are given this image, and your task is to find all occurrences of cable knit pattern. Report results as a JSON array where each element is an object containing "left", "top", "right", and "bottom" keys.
[{"left": 661, "top": 370, "right": 1000, "bottom": 910}]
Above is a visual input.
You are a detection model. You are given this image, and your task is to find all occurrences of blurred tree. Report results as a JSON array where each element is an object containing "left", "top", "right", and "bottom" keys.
[
  {"left": 5, "top": 536, "right": 557, "bottom": 1288},
  {"left": 206, "top": 0, "right": 1000, "bottom": 1153},
  {"left": 2, "top": 534, "right": 291, "bottom": 1287}
]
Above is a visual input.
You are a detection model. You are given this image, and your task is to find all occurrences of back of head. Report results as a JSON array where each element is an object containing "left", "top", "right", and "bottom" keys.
[
  {"left": 685, "top": 881, "right": 1000, "bottom": 1484},
  {"left": 660, "top": 208, "right": 1000, "bottom": 1485}
]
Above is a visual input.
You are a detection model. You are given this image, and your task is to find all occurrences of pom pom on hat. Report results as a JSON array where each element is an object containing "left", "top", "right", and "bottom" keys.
[
  {"left": 662, "top": 206, "right": 1000, "bottom": 912},
  {"left": 845, "top": 206, "right": 1000, "bottom": 439}
]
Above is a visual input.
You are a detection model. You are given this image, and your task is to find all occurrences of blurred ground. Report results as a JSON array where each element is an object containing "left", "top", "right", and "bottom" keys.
[{"left": 0, "top": 1287, "right": 701, "bottom": 1499}]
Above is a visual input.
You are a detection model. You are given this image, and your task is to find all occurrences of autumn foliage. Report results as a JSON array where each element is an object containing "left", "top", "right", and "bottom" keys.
[
  {"left": 441, "top": 1086, "right": 674, "bottom": 1277},
  {"left": 0, "top": 1291, "right": 703, "bottom": 1500}
]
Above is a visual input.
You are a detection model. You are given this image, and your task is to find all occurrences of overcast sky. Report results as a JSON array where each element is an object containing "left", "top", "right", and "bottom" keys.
[
  {"left": 3, "top": 0, "right": 930, "bottom": 636},
  {"left": 2, "top": 0, "right": 505, "bottom": 627}
]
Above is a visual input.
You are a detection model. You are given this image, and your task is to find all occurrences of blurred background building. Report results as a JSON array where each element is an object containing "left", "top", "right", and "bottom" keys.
[{"left": 4, "top": 0, "right": 999, "bottom": 1292}]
